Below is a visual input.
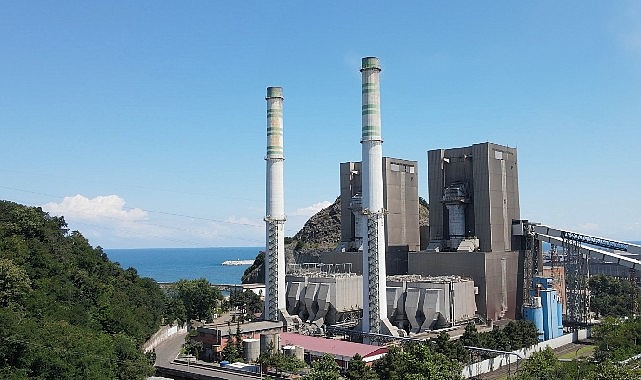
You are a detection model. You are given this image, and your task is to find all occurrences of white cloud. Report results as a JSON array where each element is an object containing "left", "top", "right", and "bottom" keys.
[
  {"left": 43, "top": 194, "right": 147, "bottom": 222},
  {"left": 40, "top": 195, "right": 266, "bottom": 248},
  {"left": 291, "top": 201, "right": 332, "bottom": 217}
]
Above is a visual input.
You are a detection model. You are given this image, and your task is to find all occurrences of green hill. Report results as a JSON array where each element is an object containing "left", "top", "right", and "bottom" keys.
[{"left": 0, "top": 200, "right": 166, "bottom": 379}]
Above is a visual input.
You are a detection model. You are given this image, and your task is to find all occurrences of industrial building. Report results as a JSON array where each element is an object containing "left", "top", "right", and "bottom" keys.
[
  {"left": 402, "top": 142, "right": 524, "bottom": 322},
  {"left": 259, "top": 56, "right": 641, "bottom": 344},
  {"left": 338, "top": 157, "right": 420, "bottom": 274},
  {"left": 426, "top": 142, "right": 520, "bottom": 253},
  {"left": 274, "top": 59, "right": 522, "bottom": 330}
]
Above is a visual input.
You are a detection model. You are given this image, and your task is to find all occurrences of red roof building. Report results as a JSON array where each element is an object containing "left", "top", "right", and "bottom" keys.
[{"left": 279, "top": 332, "right": 387, "bottom": 368}]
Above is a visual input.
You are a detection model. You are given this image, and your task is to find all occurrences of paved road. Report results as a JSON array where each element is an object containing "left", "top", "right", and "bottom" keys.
[
  {"left": 153, "top": 321, "right": 260, "bottom": 380},
  {"left": 154, "top": 327, "right": 189, "bottom": 367}
]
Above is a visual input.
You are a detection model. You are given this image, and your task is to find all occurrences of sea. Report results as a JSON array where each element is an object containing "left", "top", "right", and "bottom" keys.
[{"left": 105, "top": 247, "right": 262, "bottom": 285}]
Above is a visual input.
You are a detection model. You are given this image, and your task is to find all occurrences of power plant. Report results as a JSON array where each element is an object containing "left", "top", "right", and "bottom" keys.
[{"left": 258, "top": 57, "right": 641, "bottom": 341}]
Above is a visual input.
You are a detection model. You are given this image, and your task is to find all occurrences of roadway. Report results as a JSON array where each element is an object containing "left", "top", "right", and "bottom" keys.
[{"left": 153, "top": 320, "right": 260, "bottom": 380}]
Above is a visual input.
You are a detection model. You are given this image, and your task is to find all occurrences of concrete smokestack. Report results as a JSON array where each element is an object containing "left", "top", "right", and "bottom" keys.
[
  {"left": 360, "top": 57, "right": 394, "bottom": 335},
  {"left": 264, "top": 86, "right": 286, "bottom": 321}
]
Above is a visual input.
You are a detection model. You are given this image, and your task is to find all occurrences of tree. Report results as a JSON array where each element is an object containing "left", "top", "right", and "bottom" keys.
[
  {"left": 173, "top": 278, "right": 223, "bottom": 323},
  {"left": 460, "top": 323, "right": 480, "bottom": 348},
  {"left": 0, "top": 258, "right": 31, "bottom": 308},
  {"left": 164, "top": 296, "right": 187, "bottom": 327},
  {"left": 221, "top": 325, "right": 243, "bottom": 363},
  {"left": 503, "top": 320, "right": 539, "bottom": 349},
  {"left": 592, "top": 316, "right": 641, "bottom": 362},
  {"left": 304, "top": 353, "right": 341, "bottom": 380},
  {"left": 258, "top": 341, "right": 305, "bottom": 376},
  {"left": 0, "top": 201, "right": 167, "bottom": 379},
  {"left": 590, "top": 275, "right": 639, "bottom": 318},
  {"left": 346, "top": 353, "right": 376, "bottom": 380},
  {"left": 229, "top": 289, "right": 263, "bottom": 319},
  {"left": 183, "top": 338, "right": 203, "bottom": 358},
  {"left": 432, "top": 332, "right": 470, "bottom": 363},
  {"left": 585, "top": 361, "right": 640, "bottom": 380},
  {"left": 513, "top": 347, "right": 563, "bottom": 380},
  {"left": 373, "top": 342, "right": 462, "bottom": 380}
]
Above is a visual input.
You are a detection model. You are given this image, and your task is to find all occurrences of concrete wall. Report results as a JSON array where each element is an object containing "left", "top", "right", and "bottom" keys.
[
  {"left": 340, "top": 162, "right": 361, "bottom": 243},
  {"left": 382, "top": 157, "right": 420, "bottom": 253},
  {"left": 427, "top": 142, "right": 519, "bottom": 253},
  {"left": 339, "top": 157, "right": 420, "bottom": 267},
  {"left": 143, "top": 324, "right": 187, "bottom": 353},
  {"left": 407, "top": 251, "right": 521, "bottom": 321},
  {"left": 461, "top": 328, "right": 591, "bottom": 378}
]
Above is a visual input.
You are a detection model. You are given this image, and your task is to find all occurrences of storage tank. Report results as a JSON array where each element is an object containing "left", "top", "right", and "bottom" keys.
[
  {"left": 556, "top": 298, "right": 564, "bottom": 337},
  {"left": 282, "top": 345, "right": 305, "bottom": 361},
  {"left": 523, "top": 297, "right": 544, "bottom": 342},
  {"left": 540, "top": 289, "right": 553, "bottom": 340},
  {"left": 260, "top": 333, "right": 280, "bottom": 354},
  {"left": 243, "top": 338, "right": 260, "bottom": 362}
]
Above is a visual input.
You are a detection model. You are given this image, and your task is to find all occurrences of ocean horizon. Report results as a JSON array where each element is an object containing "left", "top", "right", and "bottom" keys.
[{"left": 105, "top": 246, "right": 262, "bottom": 285}]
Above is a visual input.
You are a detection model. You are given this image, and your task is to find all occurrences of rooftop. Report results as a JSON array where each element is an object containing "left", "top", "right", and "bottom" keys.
[{"left": 279, "top": 332, "right": 387, "bottom": 362}]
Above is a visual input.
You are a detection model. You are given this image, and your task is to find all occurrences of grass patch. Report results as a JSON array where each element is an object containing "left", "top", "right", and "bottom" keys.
[{"left": 557, "top": 345, "right": 595, "bottom": 360}]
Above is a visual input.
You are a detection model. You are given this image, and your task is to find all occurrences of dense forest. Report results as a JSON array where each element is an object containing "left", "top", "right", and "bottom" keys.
[{"left": 0, "top": 201, "right": 167, "bottom": 379}]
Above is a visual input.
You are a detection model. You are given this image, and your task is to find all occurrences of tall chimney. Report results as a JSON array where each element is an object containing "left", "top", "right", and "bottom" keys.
[
  {"left": 264, "top": 86, "right": 286, "bottom": 321},
  {"left": 360, "top": 57, "right": 391, "bottom": 335}
]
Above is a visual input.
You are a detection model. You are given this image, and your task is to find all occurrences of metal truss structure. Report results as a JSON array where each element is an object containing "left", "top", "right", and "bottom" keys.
[
  {"left": 265, "top": 218, "right": 283, "bottom": 321},
  {"left": 365, "top": 211, "right": 383, "bottom": 334}
]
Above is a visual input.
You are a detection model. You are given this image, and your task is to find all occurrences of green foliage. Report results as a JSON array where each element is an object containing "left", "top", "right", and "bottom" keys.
[
  {"left": 304, "top": 353, "right": 341, "bottom": 380},
  {"left": 183, "top": 338, "right": 204, "bottom": 358},
  {"left": 373, "top": 342, "right": 462, "bottom": 380},
  {"left": 585, "top": 361, "right": 641, "bottom": 380},
  {"left": 241, "top": 251, "right": 264, "bottom": 284},
  {"left": 502, "top": 320, "right": 540, "bottom": 349},
  {"left": 0, "top": 257, "right": 31, "bottom": 308},
  {"left": 592, "top": 316, "right": 641, "bottom": 362},
  {"left": 346, "top": 353, "right": 377, "bottom": 380},
  {"left": 221, "top": 323, "right": 244, "bottom": 362},
  {"left": 432, "top": 332, "right": 470, "bottom": 363},
  {"left": 172, "top": 278, "right": 223, "bottom": 322},
  {"left": 229, "top": 289, "right": 263, "bottom": 320},
  {"left": 0, "top": 201, "right": 166, "bottom": 379},
  {"left": 164, "top": 296, "right": 188, "bottom": 327},
  {"left": 460, "top": 321, "right": 538, "bottom": 359},
  {"left": 512, "top": 337, "right": 641, "bottom": 380},
  {"left": 259, "top": 341, "right": 306, "bottom": 375},
  {"left": 513, "top": 347, "right": 564, "bottom": 380},
  {"left": 589, "top": 275, "right": 640, "bottom": 318}
]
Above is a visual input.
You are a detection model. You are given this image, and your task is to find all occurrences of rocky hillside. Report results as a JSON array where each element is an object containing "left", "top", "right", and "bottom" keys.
[
  {"left": 287, "top": 197, "right": 342, "bottom": 254},
  {"left": 242, "top": 197, "right": 429, "bottom": 283}
]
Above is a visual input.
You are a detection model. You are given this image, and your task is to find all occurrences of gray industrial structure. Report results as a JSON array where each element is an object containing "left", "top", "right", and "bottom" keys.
[
  {"left": 403, "top": 142, "right": 524, "bottom": 322},
  {"left": 426, "top": 142, "right": 519, "bottom": 253},
  {"left": 284, "top": 271, "right": 476, "bottom": 333},
  {"left": 339, "top": 157, "right": 420, "bottom": 274}
]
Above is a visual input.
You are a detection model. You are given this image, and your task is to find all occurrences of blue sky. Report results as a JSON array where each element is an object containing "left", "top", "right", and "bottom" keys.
[{"left": 2, "top": 1, "right": 640, "bottom": 248}]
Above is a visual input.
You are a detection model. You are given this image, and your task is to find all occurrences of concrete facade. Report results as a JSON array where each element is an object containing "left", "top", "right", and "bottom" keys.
[
  {"left": 407, "top": 251, "right": 522, "bottom": 321},
  {"left": 428, "top": 142, "right": 519, "bottom": 252},
  {"left": 339, "top": 157, "right": 420, "bottom": 274}
]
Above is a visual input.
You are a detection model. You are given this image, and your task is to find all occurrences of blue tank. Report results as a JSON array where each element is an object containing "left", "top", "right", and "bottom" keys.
[
  {"left": 556, "top": 294, "right": 564, "bottom": 337},
  {"left": 524, "top": 303, "right": 544, "bottom": 342},
  {"left": 540, "top": 289, "right": 554, "bottom": 340}
]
